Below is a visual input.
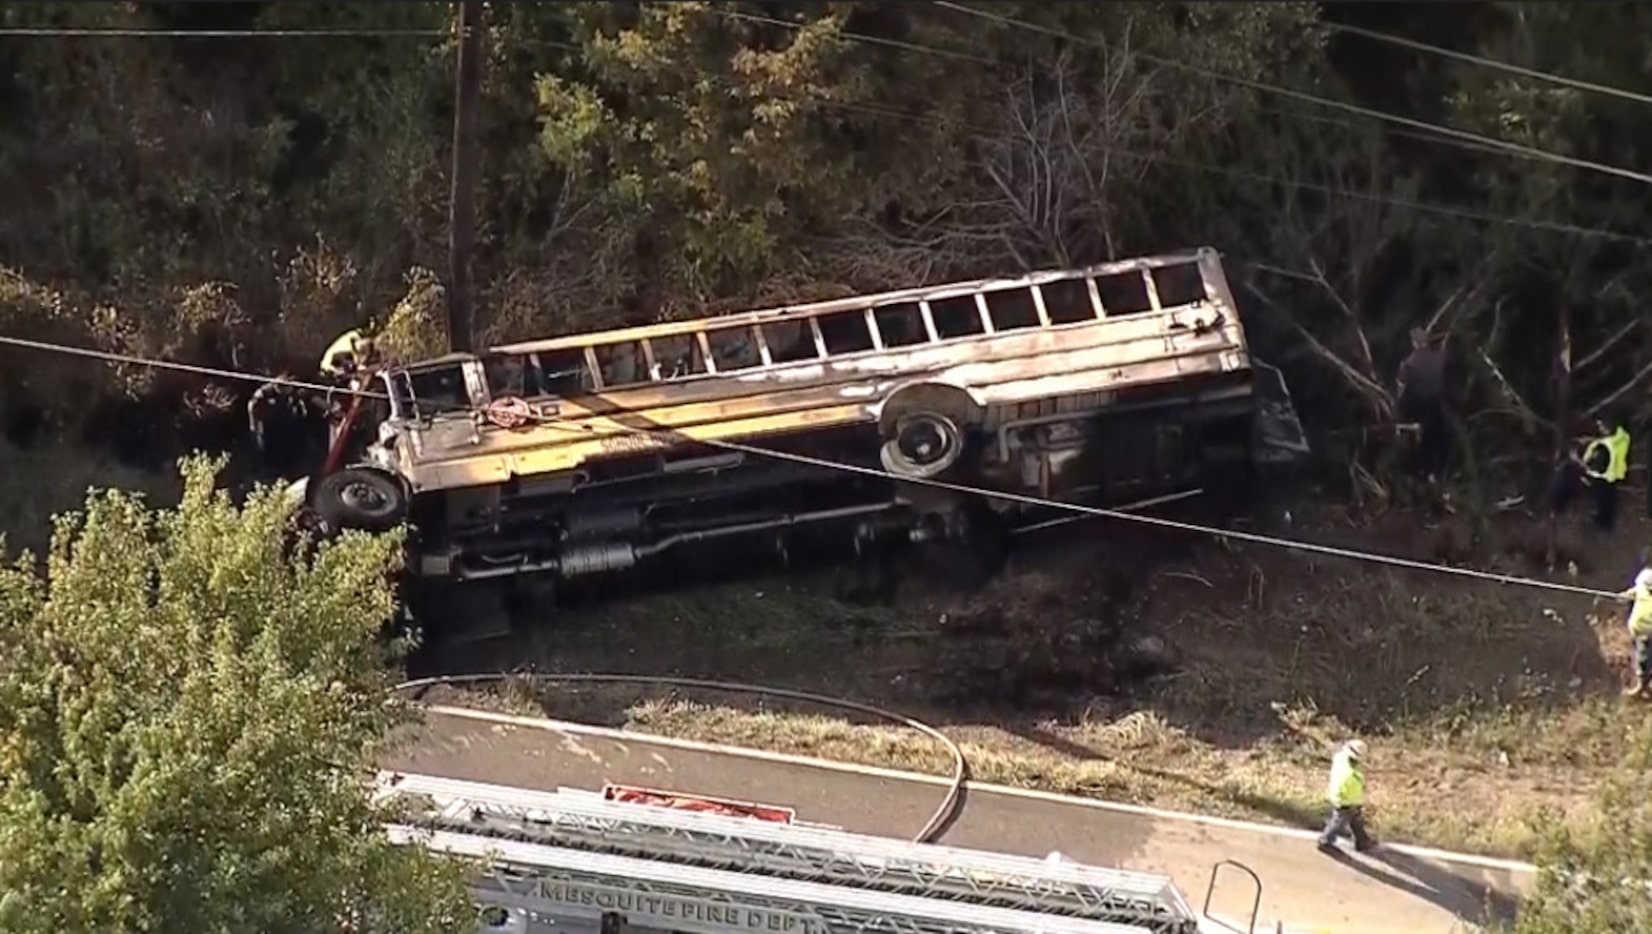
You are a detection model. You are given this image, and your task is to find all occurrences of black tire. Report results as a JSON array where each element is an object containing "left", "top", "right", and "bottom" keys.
[{"left": 311, "top": 467, "right": 409, "bottom": 533}]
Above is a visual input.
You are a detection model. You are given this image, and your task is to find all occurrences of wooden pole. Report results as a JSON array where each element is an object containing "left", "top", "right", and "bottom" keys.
[{"left": 447, "top": 0, "right": 483, "bottom": 353}]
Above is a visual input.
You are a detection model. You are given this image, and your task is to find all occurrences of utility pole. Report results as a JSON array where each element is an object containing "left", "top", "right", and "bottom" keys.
[{"left": 447, "top": 0, "right": 483, "bottom": 353}]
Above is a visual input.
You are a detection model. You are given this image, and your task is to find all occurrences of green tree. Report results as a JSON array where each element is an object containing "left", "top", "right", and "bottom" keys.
[
  {"left": 0, "top": 0, "right": 451, "bottom": 416},
  {"left": 528, "top": 1, "right": 1326, "bottom": 318},
  {"left": 0, "top": 457, "right": 472, "bottom": 934}
]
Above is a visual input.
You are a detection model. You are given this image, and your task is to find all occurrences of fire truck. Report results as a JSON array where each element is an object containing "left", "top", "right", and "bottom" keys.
[{"left": 376, "top": 771, "right": 1257, "bottom": 934}]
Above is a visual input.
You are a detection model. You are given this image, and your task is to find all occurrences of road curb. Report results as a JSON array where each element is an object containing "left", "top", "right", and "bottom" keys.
[{"left": 414, "top": 703, "right": 1538, "bottom": 878}]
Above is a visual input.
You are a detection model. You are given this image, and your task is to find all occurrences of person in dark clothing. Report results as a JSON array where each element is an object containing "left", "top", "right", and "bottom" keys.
[
  {"left": 1396, "top": 328, "right": 1449, "bottom": 482},
  {"left": 248, "top": 377, "right": 318, "bottom": 482},
  {"left": 1548, "top": 440, "right": 1586, "bottom": 516}
]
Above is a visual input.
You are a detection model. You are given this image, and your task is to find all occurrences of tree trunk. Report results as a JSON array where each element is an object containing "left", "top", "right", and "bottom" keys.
[{"left": 1547, "top": 303, "right": 1572, "bottom": 570}]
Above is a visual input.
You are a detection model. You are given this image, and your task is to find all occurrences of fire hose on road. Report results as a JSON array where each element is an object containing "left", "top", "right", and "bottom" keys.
[{"left": 394, "top": 671, "right": 969, "bottom": 844}]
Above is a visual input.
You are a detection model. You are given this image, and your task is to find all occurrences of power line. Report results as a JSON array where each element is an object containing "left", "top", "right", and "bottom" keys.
[
  {"left": 720, "top": 5, "right": 1647, "bottom": 135},
  {"left": 725, "top": 5, "right": 1552, "bottom": 156},
  {"left": 1152, "top": 150, "right": 1652, "bottom": 245},
  {"left": 718, "top": 9, "right": 997, "bottom": 67},
  {"left": 927, "top": 1, "right": 1652, "bottom": 189},
  {"left": 517, "top": 408, "right": 1621, "bottom": 601},
  {"left": 805, "top": 95, "right": 1652, "bottom": 246},
  {"left": 714, "top": 10, "right": 1647, "bottom": 244},
  {"left": 0, "top": 333, "right": 380, "bottom": 400},
  {"left": 12, "top": 10, "right": 1649, "bottom": 229},
  {"left": 0, "top": 330, "right": 1626, "bottom": 602},
  {"left": 1326, "top": 21, "right": 1652, "bottom": 109},
  {"left": 0, "top": 27, "right": 445, "bottom": 38}
]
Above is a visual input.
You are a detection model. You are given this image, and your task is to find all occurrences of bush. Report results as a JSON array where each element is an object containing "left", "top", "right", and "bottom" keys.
[{"left": 0, "top": 456, "right": 472, "bottom": 933}]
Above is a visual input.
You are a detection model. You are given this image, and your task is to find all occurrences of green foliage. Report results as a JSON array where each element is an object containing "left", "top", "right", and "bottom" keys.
[
  {"left": 376, "top": 267, "right": 451, "bottom": 364},
  {"left": 0, "top": 0, "right": 452, "bottom": 398},
  {"left": 2, "top": 0, "right": 1647, "bottom": 456},
  {"left": 1514, "top": 775, "right": 1652, "bottom": 932},
  {"left": 0, "top": 456, "right": 473, "bottom": 933},
  {"left": 524, "top": 1, "right": 1330, "bottom": 312},
  {"left": 533, "top": 2, "right": 872, "bottom": 307}
]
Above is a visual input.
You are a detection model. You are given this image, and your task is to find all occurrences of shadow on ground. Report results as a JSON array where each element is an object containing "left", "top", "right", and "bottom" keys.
[{"left": 1321, "top": 847, "right": 1521, "bottom": 929}]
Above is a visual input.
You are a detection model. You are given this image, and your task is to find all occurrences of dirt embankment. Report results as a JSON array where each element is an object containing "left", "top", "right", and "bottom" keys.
[{"left": 425, "top": 492, "right": 1647, "bottom": 858}]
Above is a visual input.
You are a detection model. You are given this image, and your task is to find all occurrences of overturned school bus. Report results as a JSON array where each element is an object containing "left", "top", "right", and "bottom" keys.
[{"left": 305, "top": 247, "right": 1307, "bottom": 597}]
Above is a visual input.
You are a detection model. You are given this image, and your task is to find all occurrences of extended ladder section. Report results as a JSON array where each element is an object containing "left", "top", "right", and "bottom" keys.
[{"left": 378, "top": 772, "right": 1201, "bottom": 934}]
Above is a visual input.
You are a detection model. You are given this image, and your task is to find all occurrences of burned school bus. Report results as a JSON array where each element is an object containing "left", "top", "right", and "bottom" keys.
[{"left": 306, "top": 247, "right": 1308, "bottom": 594}]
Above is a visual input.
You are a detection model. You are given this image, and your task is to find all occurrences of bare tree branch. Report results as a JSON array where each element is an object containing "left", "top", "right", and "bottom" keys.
[
  {"left": 1575, "top": 317, "right": 1639, "bottom": 372},
  {"left": 1424, "top": 282, "right": 1466, "bottom": 334},
  {"left": 1586, "top": 357, "right": 1652, "bottom": 417},
  {"left": 1244, "top": 279, "right": 1396, "bottom": 420}
]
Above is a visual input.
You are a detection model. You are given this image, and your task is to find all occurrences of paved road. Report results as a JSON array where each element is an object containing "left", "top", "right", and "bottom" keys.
[{"left": 383, "top": 707, "right": 1534, "bottom": 934}]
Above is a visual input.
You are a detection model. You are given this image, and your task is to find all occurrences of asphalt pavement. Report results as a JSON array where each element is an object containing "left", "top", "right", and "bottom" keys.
[{"left": 381, "top": 707, "right": 1535, "bottom": 934}]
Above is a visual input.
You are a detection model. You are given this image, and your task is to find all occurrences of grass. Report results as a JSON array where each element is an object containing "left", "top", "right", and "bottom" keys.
[
  {"left": 434, "top": 504, "right": 1652, "bottom": 861},
  {"left": 446, "top": 679, "right": 1624, "bottom": 857}
]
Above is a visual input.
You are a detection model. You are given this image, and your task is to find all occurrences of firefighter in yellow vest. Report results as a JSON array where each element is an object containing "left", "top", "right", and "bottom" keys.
[
  {"left": 318, "top": 328, "right": 380, "bottom": 381},
  {"left": 1317, "top": 739, "right": 1376, "bottom": 853},
  {"left": 1580, "top": 416, "right": 1631, "bottom": 531},
  {"left": 1619, "top": 567, "right": 1652, "bottom": 698}
]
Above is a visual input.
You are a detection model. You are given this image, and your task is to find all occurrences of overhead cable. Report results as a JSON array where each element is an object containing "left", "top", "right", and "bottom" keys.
[
  {"left": 0, "top": 333, "right": 383, "bottom": 400},
  {"left": 804, "top": 97, "right": 1652, "bottom": 246},
  {"left": 516, "top": 408, "right": 1622, "bottom": 601},
  {"left": 0, "top": 27, "right": 446, "bottom": 38},
  {"left": 10, "top": 11, "right": 1647, "bottom": 240},
  {"left": 717, "top": 9, "right": 998, "bottom": 66},
  {"left": 721, "top": 8, "right": 1604, "bottom": 163},
  {"left": 927, "top": 1, "right": 1652, "bottom": 188},
  {"left": 1327, "top": 22, "right": 1652, "bottom": 109},
  {"left": 710, "top": 11, "right": 1648, "bottom": 244}
]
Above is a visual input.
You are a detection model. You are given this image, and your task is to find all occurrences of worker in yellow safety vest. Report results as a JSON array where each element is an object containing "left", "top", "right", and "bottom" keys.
[
  {"left": 1552, "top": 416, "right": 1631, "bottom": 531},
  {"left": 1618, "top": 567, "right": 1652, "bottom": 698},
  {"left": 319, "top": 328, "right": 379, "bottom": 380},
  {"left": 1581, "top": 416, "right": 1631, "bottom": 531},
  {"left": 1316, "top": 739, "right": 1376, "bottom": 854}
]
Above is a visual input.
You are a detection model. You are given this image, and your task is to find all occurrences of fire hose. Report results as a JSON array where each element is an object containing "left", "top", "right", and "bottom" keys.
[{"left": 394, "top": 672, "right": 968, "bottom": 844}]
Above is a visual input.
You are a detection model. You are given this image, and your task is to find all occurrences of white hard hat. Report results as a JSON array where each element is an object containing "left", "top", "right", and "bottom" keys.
[{"left": 1346, "top": 740, "right": 1368, "bottom": 761}]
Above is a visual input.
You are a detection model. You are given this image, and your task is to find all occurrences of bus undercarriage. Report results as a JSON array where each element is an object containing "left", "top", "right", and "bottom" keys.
[{"left": 302, "top": 365, "right": 1305, "bottom": 642}]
